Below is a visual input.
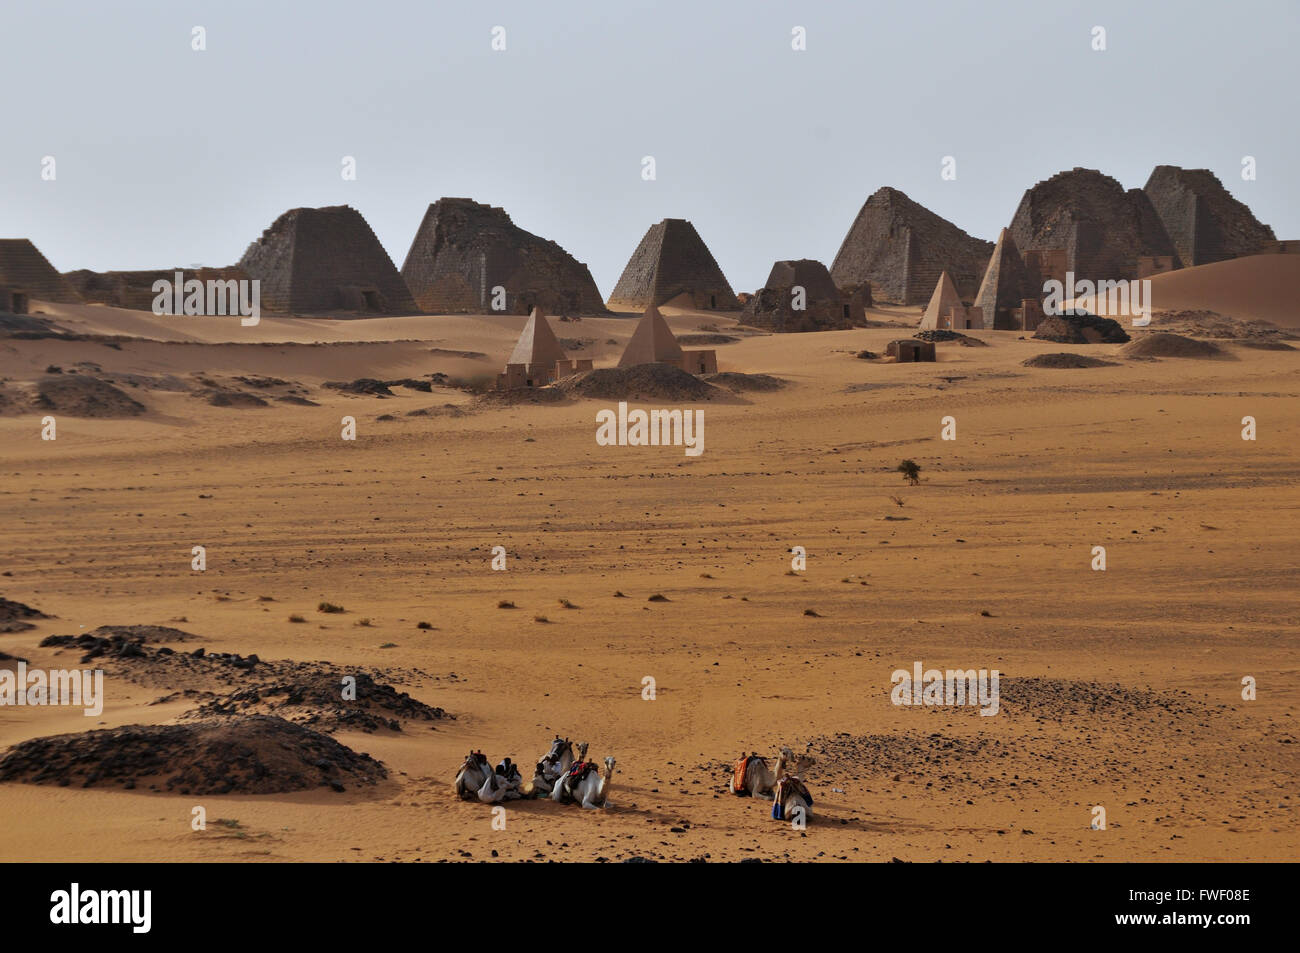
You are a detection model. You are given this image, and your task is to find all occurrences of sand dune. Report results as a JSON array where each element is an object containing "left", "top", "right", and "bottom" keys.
[{"left": 1149, "top": 254, "right": 1300, "bottom": 326}]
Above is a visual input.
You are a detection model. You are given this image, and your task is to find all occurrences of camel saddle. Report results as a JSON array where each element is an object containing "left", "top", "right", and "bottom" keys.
[
  {"left": 565, "top": 760, "right": 598, "bottom": 786},
  {"left": 773, "top": 776, "right": 812, "bottom": 807},
  {"left": 731, "top": 755, "right": 766, "bottom": 795}
]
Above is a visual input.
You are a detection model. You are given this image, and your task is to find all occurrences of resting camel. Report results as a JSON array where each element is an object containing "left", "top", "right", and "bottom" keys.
[
  {"left": 536, "top": 737, "right": 575, "bottom": 793},
  {"left": 772, "top": 774, "right": 813, "bottom": 823},
  {"left": 729, "top": 746, "right": 815, "bottom": 797},
  {"left": 454, "top": 750, "right": 492, "bottom": 800},
  {"left": 570, "top": 756, "right": 616, "bottom": 809}
]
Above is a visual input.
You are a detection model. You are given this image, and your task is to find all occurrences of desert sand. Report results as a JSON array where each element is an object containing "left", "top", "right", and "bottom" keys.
[{"left": 1, "top": 265, "right": 1297, "bottom": 862}]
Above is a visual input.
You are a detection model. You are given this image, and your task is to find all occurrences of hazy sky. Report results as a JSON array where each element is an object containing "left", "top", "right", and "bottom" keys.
[{"left": 2, "top": 0, "right": 1296, "bottom": 296}]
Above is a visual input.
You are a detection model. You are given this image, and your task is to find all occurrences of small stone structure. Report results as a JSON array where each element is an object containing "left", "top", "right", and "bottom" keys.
[
  {"left": 401, "top": 198, "right": 605, "bottom": 316},
  {"left": 617, "top": 305, "right": 717, "bottom": 374},
  {"left": 64, "top": 267, "right": 251, "bottom": 312},
  {"left": 918, "top": 271, "right": 982, "bottom": 330},
  {"left": 742, "top": 259, "right": 863, "bottom": 331},
  {"left": 972, "top": 229, "right": 1033, "bottom": 329},
  {"left": 608, "top": 219, "right": 738, "bottom": 311},
  {"left": 498, "top": 306, "right": 592, "bottom": 388},
  {"left": 1258, "top": 240, "right": 1300, "bottom": 255},
  {"left": 238, "top": 206, "right": 416, "bottom": 315},
  {"left": 0, "top": 239, "right": 80, "bottom": 311},
  {"left": 887, "top": 339, "right": 936, "bottom": 362},
  {"left": 830, "top": 187, "right": 993, "bottom": 305}
]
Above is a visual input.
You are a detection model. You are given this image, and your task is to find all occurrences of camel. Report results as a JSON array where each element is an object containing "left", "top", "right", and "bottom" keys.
[
  {"left": 537, "top": 736, "right": 575, "bottom": 790},
  {"left": 729, "top": 745, "right": 815, "bottom": 797},
  {"left": 477, "top": 757, "right": 525, "bottom": 803},
  {"left": 454, "top": 750, "right": 492, "bottom": 800},
  {"left": 549, "top": 748, "right": 607, "bottom": 807},
  {"left": 772, "top": 774, "right": 813, "bottom": 823},
  {"left": 571, "top": 756, "right": 616, "bottom": 809}
]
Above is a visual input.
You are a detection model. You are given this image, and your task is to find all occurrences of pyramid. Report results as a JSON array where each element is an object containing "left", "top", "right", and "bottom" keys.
[
  {"left": 0, "top": 239, "right": 80, "bottom": 305},
  {"left": 972, "top": 229, "right": 1033, "bottom": 329},
  {"left": 608, "top": 219, "right": 738, "bottom": 311},
  {"left": 507, "top": 307, "right": 568, "bottom": 367},
  {"left": 238, "top": 206, "right": 416, "bottom": 314},
  {"left": 401, "top": 198, "right": 606, "bottom": 316},
  {"left": 1144, "top": 166, "right": 1275, "bottom": 267},
  {"left": 1009, "top": 168, "right": 1180, "bottom": 283},
  {"left": 919, "top": 271, "right": 964, "bottom": 330},
  {"left": 830, "top": 187, "right": 993, "bottom": 305},
  {"left": 618, "top": 305, "right": 686, "bottom": 367},
  {"left": 742, "top": 259, "right": 859, "bottom": 332}
]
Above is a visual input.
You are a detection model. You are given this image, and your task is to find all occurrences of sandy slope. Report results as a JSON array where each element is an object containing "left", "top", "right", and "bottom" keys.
[
  {"left": 0, "top": 302, "right": 1297, "bottom": 863},
  {"left": 1148, "top": 254, "right": 1300, "bottom": 326}
]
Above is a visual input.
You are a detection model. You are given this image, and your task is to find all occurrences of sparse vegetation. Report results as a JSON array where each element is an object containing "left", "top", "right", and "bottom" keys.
[
  {"left": 288, "top": 614, "right": 306, "bottom": 624},
  {"left": 534, "top": 615, "right": 550, "bottom": 624},
  {"left": 648, "top": 593, "right": 670, "bottom": 602},
  {"left": 317, "top": 601, "right": 345, "bottom": 614},
  {"left": 355, "top": 617, "right": 372, "bottom": 627},
  {"left": 416, "top": 621, "right": 433, "bottom": 630},
  {"left": 497, "top": 600, "right": 515, "bottom": 609},
  {"left": 558, "top": 598, "right": 578, "bottom": 609},
  {"left": 804, "top": 608, "right": 822, "bottom": 617},
  {"left": 897, "top": 459, "right": 921, "bottom": 485}
]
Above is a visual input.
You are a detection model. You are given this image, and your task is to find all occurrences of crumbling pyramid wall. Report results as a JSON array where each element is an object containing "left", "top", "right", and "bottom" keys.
[
  {"left": 238, "top": 206, "right": 416, "bottom": 315},
  {"left": 608, "top": 219, "right": 738, "bottom": 311},
  {"left": 65, "top": 267, "right": 251, "bottom": 312},
  {"left": 830, "top": 187, "right": 993, "bottom": 305},
  {"left": 0, "top": 239, "right": 81, "bottom": 304},
  {"left": 401, "top": 198, "right": 606, "bottom": 316},
  {"left": 1143, "top": 166, "right": 1276, "bottom": 267},
  {"left": 1009, "top": 168, "right": 1181, "bottom": 283},
  {"left": 742, "top": 259, "right": 855, "bottom": 331}
]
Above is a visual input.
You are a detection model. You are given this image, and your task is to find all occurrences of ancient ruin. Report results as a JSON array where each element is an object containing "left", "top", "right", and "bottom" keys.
[
  {"left": 401, "top": 198, "right": 606, "bottom": 316},
  {"left": 830, "top": 187, "right": 993, "bottom": 305},
  {"left": 742, "top": 259, "right": 865, "bottom": 332},
  {"left": 0, "top": 239, "right": 80, "bottom": 313},
  {"left": 498, "top": 307, "right": 592, "bottom": 388},
  {"left": 887, "top": 339, "right": 936, "bottom": 362},
  {"left": 607, "top": 219, "right": 738, "bottom": 312},
  {"left": 918, "top": 271, "right": 982, "bottom": 330},
  {"left": 65, "top": 267, "right": 251, "bottom": 312},
  {"left": 1009, "top": 168, "right": 1181, "bottom": 283},
  {"left": 238, "top": 206, "right": 416, "bottom": 315},
  {"left": 972, "top": 229, "right": 1034, "bottom": 330},
  {"left": 617, "top": 305, "right": 717, "bottom": 375},
  {"left": 1143, "top": 165, "right": 1276, "bottom": 267}
]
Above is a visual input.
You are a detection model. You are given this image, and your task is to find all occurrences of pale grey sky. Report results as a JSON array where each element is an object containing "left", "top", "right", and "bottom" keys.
[{"left": 2, "top": 0, "right": 1295, "bottom": 296}]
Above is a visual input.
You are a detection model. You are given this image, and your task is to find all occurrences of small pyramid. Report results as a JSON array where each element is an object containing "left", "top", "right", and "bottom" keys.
[
  {"left": 0, "top": 239, "right": 80, "bottom": 304},
  {"left": 618, "top": 305, "right": 685, "bottom": 367},
  {"left": 972, "top": 229, "right": 1032, "bottom": 328},
  {"left": 919, "top": 271, "right": 963, "bottom": 329},
  {"left": 507, "top": 307, "right": 567, "bottom": 366},
  {"left": 608, "top": 219, "right": 738, "bottom": 311}
]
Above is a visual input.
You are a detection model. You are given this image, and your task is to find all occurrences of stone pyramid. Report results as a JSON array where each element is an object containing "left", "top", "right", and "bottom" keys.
[
  {"left": 919, "top": 271, "right": 963, "bottom": 330},
  {"left": 972, "top": 229, "right": 1033, "bottom": 328},
  {"left": 618, "top": 305, "right": 685, "bottom": 367},
  {"left": 238, "top": 205, "right": 417, "bottom": 315},
  {"left": 401, "top": 198, "right": 606, "bottom": 316},
  {"left": 507, "top": 307, "right": 567, "bottom": 367},
  {"left": 608, "top": 219, "right": 738, "bottom": 311},
  {"left": 1143, "top": 165, "right": 1275, "bottom": 267},
  {"left": 0, "top": 239, "right": 80, "bottom": 304}
]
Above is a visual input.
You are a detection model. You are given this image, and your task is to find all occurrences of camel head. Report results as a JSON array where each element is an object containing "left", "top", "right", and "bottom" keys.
[
  {"left": 603, "top": 756, "right": 616, "bottom": 778},
  {"left": 577, "top": 741, "right": 589, "bottom": 760}
]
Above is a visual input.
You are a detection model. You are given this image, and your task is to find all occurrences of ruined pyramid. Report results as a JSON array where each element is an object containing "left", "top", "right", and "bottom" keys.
[
  {"left": 608, "top": 219, "right": 738, "bottom": 311},
  {"left": 919, "top": 271, "right": 964, "bottom": 330},
  {"left": 0, "top": 239, "right": 80, "bottom": 307},
  {"left": 830, "top": 187, "right": 993, "bottom": 305},
  {"left": 238, "top": 206, "right": 416, "bottom": 315},
  {"left": 1009, "top": 168, "right": 1180, "bottom": 283},
  {"left": 972, "top": 229, "right": 1033, "bottom": 329},
  {"left": 401, "top": 198, "right": 606, "bottom": 316},
  {"left": 618, "top": 305, "right": 686, "bottom": 367},
  {"left": 1143, "top": 165, "right": 1276, "bottom": 267}
]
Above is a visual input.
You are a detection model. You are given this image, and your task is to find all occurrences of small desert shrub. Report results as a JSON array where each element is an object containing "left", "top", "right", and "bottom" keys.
[
  {"left": 417, "top": 621, "right": 433, "bottom": 630},
  {"left": 648, "top": 594, "right": 670, "bottom": 602},
  {"left": 318, "top": 601, "right": 345, "bottom": 614},
  {"left": 897, "top": 459, "right": 921, "bottom": 485},
  {"left": 558, "top": 598, "right": 578, "bottom": 609},
  {"left": 534, "top": 615, "right": 550, "bottom": 624},
  {"left": 497, "top": 600, "right": 515, "bottom": 609},
  {"left": 804, "top": 608, "right": 822, "bottom": 617},
  {"left": 355, "top": 618, "right": 372, "bottom": 627},
  {"left": 379, "top": 642, "right": 397, "bottom": 649},
  {"left": 288, "top": 614, "right": 306, "bottom": 623}
]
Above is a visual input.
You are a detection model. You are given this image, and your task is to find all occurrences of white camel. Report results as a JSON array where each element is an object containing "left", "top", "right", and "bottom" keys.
[
  {"left": 537, "top": 736, "right": 575, "bottom": 790},
  {"left": 454, "top": 750, "right": 492, "bottom": 800},
  {"left": 571, "top": 756, "right": 616, "bottom": 809},
  {"left": 772, "top": 774, "right": 813, "bottom": 823}
]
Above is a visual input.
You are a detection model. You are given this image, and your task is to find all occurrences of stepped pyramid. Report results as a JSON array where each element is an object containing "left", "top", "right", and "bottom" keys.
[
  {"left": 1009, "top": 168, "right": 1180, "bottom": 282},
  {"left": 830, "top": 187, "right": 993, "bottom": 305},
  {"left": 972, "top": 229, "right": 1033, "bottom": 329},
  {"left": 0, "top": 239, "right": 80, "bottom": 308},
  {"left": 401, "top": 198, "right": 606, "bottom": 316},
  {"left": 918, "top": 271, "right": 965, "bottom": 330},
  {"left": 1143, "top": 165, "right": 1275, "bottom": 267},
  {"left": 238, "top": 206, "right": 416, "bottom": 315},
  {"left": 608, "top": 219, "right": 738, "bottom": 311}
]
